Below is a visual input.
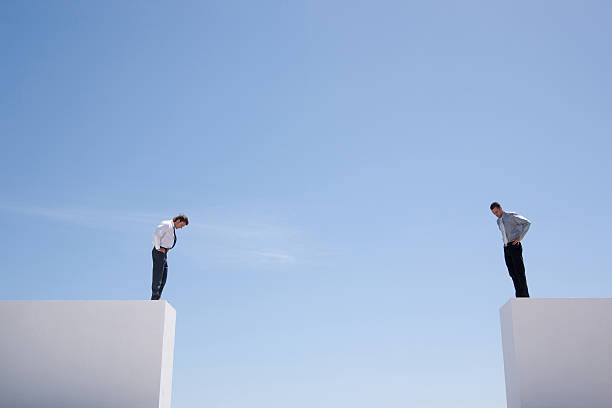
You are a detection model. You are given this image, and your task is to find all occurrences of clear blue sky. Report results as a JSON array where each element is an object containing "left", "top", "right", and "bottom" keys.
[{"left": 1, "top": 1, "right": 611, "bottom": 407}]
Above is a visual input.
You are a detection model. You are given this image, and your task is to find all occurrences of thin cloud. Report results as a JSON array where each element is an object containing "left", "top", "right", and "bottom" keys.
[
  {"left": 251, "top": 251, "right": 295, "bottom": 263},
  {"left": 1, "top": 202, "right": 306, "bottom": 266},
  {"left": 0, "top": 203, "right": 161, "bottom": 229}
]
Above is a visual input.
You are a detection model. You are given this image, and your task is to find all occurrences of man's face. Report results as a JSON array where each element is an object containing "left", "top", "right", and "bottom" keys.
[
  {"left": 175, "top": 221, "right": 187, "bottom": 229},
  {"left": 491, "top": 207, "right": 503, "bottom": 218}
]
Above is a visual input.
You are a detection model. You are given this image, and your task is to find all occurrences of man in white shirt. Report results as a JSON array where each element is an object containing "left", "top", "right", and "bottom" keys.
[{"left": 151, "top": 214, "right": 189, "bottom": 300}]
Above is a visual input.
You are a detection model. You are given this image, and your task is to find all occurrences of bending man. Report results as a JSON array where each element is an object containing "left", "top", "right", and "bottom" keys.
[
  {"left": 490, "top": 202, "right": 531, "bottom": 297},
  {"left": 151, "top": 214, "right": 189, "bottom": 300}
]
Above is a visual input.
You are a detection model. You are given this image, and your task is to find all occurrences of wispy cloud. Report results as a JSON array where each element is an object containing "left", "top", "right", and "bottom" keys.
[
  {"left": 0, "top": 202, "right": 161, "bottom": 229},
  {"left": 0, "top": 202, "right": 307, "bottom": 267},
  {"left": 250, "top": 251, "right": 295, "bottom": 263},
  {"left": 184, "top": 220, "right": 302, "bottom": 266}
]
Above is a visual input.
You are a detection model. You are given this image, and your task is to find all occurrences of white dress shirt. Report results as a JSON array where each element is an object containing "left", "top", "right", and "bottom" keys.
[
  {"left": 152, "top": 220, "right": 176, "bottom": 250},
  {"left": 499, "top": 219, "right": 509, "bottom": 246}
]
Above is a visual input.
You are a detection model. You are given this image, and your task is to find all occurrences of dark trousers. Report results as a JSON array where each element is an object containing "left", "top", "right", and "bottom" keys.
[
  {"left": 151, "top": 248, "right": 168, "bottom": 300},
  {"left": 504, "top": 243, "right": 530, "bottom": 297}
]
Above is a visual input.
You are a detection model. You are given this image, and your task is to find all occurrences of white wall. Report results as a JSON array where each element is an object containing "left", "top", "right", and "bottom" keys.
[
  {"left": 500, "top": 298, "right": 612, "bottom": 408},
  {"left": 0, "top": 300, "right": 176, "bottom": 408}
]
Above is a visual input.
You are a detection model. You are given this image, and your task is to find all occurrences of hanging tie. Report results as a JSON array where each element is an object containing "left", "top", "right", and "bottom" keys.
[{"left": 170, "top": 227, "right": 177, "bottom": 249}]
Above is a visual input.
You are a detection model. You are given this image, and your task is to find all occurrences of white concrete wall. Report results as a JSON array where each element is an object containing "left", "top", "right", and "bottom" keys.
[
  {"left": 0, "top": 300, "right": 176, "bottom": 408},
  {"left": 500, "top": 298, "right": 612, "bottom": 408}
]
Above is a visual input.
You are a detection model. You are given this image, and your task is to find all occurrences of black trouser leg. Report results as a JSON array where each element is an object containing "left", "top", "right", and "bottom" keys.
[
  {"left": 151, "top": 248, "right": 167, "bottom": 300},
  {"left": 512, "top": 245, "right": 529, "bottom": 297},
  {"left": 504, "top": 243, "right": 530, "bottom": 298},
  {"left": 504, "top": 249, "right": 520, "bottom": 297},
  {"left": 160, "top": 260, "right": 168, "bottom": 294}
]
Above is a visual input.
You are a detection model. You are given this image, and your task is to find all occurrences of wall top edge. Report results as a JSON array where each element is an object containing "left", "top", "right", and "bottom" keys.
[
  {"left": 0, "top": 300, "right": 173, "bottom": 306},
  {"left": 500, "top": 297, "right": 612, "bottom": 310}
]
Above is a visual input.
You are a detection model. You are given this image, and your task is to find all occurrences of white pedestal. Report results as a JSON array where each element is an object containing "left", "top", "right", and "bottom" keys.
[
  {"left": 0, "top": 300, "right": 176, "bottom": 408},
  {"left": 500, "top": 298, "right": 612, "bottom": 408}
]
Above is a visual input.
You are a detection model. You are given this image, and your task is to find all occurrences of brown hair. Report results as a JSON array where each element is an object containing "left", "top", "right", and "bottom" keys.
[
  {"left": 490, "top": 202, "right": 501, "bottom": 210},
  {"left": 173, "top": 214, "right": 189, "bottom": 225}
]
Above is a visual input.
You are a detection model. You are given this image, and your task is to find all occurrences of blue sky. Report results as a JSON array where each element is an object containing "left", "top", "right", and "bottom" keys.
[{"left": 1, "top": 1, "right": 611, "bottom": 407}]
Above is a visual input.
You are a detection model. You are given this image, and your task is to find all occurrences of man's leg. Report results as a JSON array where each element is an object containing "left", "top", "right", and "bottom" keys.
[
  {"left": 151, "top": 249, "right": 166, "bottom": 300},
  {"left": 504, "top": 246, "right": 521, "bottom": 297},
  {"left": 159, "top": 259, "right": 168, "bottom": 295},
  {"left": 509, "top": 244, "right": 530, "bottom": 297}
]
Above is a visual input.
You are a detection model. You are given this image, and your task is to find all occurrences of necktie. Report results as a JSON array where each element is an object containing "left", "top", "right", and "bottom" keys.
[{"left": 170, "top": 227, "right": 177, "bottom": 249}]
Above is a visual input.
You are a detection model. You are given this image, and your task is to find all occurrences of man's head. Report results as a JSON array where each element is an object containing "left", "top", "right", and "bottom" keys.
[
  {"left": 173, "top": 214, "right": 189, "bottom": 229},
  {"left": 490, "top": 202, "right": 503, "bottom": 218}
]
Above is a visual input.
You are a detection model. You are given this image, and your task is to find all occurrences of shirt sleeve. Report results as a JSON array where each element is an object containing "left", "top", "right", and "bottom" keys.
[
  {"left": 511, "top": 213, "right": 531, "bottom": 239},
  {"left": 152, "top": 223, "right": 166, "bottom": 250}
]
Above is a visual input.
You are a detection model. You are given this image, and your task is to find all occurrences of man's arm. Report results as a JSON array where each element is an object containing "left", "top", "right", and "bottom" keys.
[
  {"left": 511, "top": 213, "right": 531, "bottom": 244},
  {"left": 152, "top": 223, "right": 167, "bottom": 251}
]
